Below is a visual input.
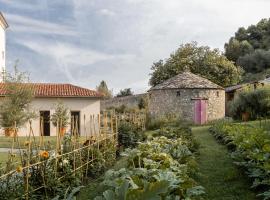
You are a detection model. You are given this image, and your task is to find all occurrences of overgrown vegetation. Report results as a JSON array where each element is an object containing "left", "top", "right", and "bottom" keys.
[
  {"left": 209, "top": 121, "right": 270, "bottom": 199},
  {"left": 229, "top": 86, "right": 270, "bottom": 120}
]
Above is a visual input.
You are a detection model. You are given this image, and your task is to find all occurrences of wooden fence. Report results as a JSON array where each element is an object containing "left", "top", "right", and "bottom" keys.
[
  {"left": 0, "top": 111, "right": 146, "bottom": 199},
  {"left": 0, "top": 113, "right": 118, "bottom": 200}
]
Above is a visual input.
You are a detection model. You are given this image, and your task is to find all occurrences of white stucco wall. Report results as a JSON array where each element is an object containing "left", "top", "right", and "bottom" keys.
[
  {"left": 1, "top": 97, "right": 100, "bottom": 136},
  {"left": 0, "top": 23, "right": 5, "bottom": 81}
]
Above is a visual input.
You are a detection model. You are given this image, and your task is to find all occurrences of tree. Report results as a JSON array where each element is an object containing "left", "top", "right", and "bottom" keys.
[
  {"left": 225, "top": 18, "right": 270, "bottom": 75},
  {"left": 0, "top": 65, "right": 35, "bottom": 135},
  {"left": 149, "top": 42, "right": 243, "bottom": 87},
  {"left": 116, "top": 88, "right": 133, "bottom": 97},
  {"left": 96, "top": 80, "right": 112, "bottom": 98}
]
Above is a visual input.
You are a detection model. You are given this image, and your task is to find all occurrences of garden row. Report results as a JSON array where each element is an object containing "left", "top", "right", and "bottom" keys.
[
  {"left": 210, "top": 121, "right": 270, "bottom": 199},
  {"left": 93, "top": 122, "right": 204, "bottom": 200}
]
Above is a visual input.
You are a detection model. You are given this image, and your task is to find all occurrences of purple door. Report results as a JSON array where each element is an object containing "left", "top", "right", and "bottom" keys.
[{"left": 194, "top": 99, "right": 207, "bottom": 124}]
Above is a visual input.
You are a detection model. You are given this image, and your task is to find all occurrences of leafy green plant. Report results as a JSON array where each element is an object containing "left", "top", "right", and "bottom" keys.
[
  {"left": 118, "top": 122, "right": 142, "bottom": 150},
  {"left": 94, "top": 129, "right": 204, "bottom": 200},
  {"left": 51, "top": 101, "right": 70, "bottom": 128}
]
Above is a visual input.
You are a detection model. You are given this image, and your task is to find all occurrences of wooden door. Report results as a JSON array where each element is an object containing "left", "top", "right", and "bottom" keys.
[{"left": 194, "top": 100, "right": 207, "bottom": 125}]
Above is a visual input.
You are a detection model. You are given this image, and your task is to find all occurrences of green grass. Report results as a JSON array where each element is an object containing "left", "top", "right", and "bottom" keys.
[
  {"left": 77, "top": 157, "right": 128, "bottom": 200},
  {"left": 0, "top": 136, "right": 89, "bottom": 149},
  {"left": 0, "top": 152, "right": 9, "bottom": 164},
  {"left": 192, "top": 126, "right": 257, "bottom": 200},
  {"left": 0, "top": 136, "right": 57, "bottom": 148}
]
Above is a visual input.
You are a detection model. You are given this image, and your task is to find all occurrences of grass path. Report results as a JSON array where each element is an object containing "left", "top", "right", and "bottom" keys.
[{"left": 192, "top": 126, "right": 257, "bottom": 200}]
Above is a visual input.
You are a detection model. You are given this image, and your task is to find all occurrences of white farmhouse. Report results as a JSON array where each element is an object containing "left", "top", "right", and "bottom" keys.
[
  {"left": 0, "top": 12, "right": 103, "bottom": 137},
  {"left": 0, "top": 83, "right": 103, "bottom": 136},
  {"left": 0, "top": 12, "right": 8, "bottom": 81}
]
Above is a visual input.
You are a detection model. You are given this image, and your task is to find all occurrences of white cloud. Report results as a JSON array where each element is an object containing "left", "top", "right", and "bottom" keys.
[
  {"left": 98, "top": 9, "right": 116, "bottom": 17},
  {"left": 4, "top": 0, "right": 270, "bottom": 93},
  {"left": 6, "top": 13, "right": 76, "bottom": 36}
]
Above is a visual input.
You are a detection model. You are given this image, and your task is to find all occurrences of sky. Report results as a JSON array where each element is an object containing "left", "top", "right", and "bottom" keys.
[{"left": 0, "top": 0, "right": 270, "bottom": 94}]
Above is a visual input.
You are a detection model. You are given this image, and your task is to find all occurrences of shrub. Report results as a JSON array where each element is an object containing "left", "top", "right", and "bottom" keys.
[
  {"left": 51, "top": 101, "right": 70, "bottom": 129},
  {"left": 118, "top": 121, "right": 141, "bottom": 149},
  {"left": 229, "top": 86, "right": 270, "bottom": 120}
]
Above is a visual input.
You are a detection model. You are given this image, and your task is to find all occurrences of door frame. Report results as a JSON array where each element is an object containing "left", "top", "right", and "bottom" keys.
[{"left": 192, "top": 98, "right": 208, "bottom": 125}]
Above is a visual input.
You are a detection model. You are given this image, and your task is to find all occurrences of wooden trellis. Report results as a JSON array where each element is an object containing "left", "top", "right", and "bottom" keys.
[{"left": 0, "top": 113, "right": 118, "bottom": 200}]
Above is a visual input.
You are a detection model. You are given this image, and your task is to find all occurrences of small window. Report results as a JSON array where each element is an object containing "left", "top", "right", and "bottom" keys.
[
  {"left": 176, "top": 91, "right": 181, "bottom": 96},
  {"left": 216, "top": 91, "right": 219, "bottom": 97}
]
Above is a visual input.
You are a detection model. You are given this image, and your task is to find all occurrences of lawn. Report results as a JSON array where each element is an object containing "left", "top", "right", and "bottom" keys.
[
  {"left": 0, "top": 136, "right": 91, "bottom": 149},
  {"left": 0, "top": 152, "right": 8, "bottom": 164},
  {"left": 192, "top": 126, "right": 257, "bottom": 200},
  {"left": 0, "top": 136, "right": 58, "bottom": 148}
]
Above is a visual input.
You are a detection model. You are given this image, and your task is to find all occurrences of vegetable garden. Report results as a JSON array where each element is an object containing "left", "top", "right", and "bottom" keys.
[
  {"left": 210, "top": 120, "right": 270, "bottom": 199},
  {"left": 0, "top": 111, "right": 145, "bottom": 200}
]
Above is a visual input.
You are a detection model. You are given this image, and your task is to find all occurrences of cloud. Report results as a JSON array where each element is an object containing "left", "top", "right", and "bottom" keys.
[
  {"left": 3, "top": 0, "right": 270, "bottom": 94},
  {"left": 98, "top": 9, "right": 116, "bottom": 17},
  {"left": 5, "top": 13, "right": 76, "bottom": 36}
]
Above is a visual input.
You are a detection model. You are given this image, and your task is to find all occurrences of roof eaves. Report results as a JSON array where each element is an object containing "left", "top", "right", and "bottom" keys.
[{"left": 0, "top": 12, "right": 8, "bottom": 29}]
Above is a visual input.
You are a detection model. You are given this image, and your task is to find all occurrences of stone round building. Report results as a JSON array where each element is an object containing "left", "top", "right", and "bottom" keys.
[{"left": 148, "top": 72, "right": 225, "bottom": 124}]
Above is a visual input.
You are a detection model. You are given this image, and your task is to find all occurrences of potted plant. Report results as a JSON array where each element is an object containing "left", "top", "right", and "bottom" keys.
[
  {"left": 51, "top": 101, "right": 69, "bottom": 136},
  {"left": 0, "top": 66, "right": 35, "bottom": 137}
]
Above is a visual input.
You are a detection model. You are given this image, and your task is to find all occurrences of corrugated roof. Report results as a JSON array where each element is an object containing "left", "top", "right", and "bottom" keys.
[
  {"left": 0, "top": 83, "right": 103, "bottom": 98},
  {"left": 150, "top": 71, "right": 223, "bottom": 90}
]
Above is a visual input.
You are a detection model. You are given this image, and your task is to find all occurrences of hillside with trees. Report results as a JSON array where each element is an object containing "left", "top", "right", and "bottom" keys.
[{"left": 225, "top": 18, "right": 270, "bottom": 82}]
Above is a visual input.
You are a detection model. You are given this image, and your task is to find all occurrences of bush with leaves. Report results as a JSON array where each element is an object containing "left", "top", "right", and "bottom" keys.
[
  {"left": 229, "top": 86, "right": 270, "bottom": 120},
  {"left": 118, "top": 121, "right": 142, "bottom": 150},
  {"left": 51, "top": 101, "right": 70, "bottom": 129}
]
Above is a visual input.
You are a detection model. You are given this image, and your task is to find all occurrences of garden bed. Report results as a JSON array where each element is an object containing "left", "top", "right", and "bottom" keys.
[{"left": 209, "top": 121, "right": 270, "bottom": 199}]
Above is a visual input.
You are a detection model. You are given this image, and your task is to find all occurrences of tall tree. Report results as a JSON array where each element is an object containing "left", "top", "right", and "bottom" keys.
[
  {"left": 225, "top": 18, "right": 270, "bottom": 75},
  {"left": 96, "top": 80, "right": 112, "bottom": 98},
  {"left": 116, "top": 88, "right": 133, "bottom": 97},
  {"left": 149, "top": 42, "right": 242, "bottom": 87}
]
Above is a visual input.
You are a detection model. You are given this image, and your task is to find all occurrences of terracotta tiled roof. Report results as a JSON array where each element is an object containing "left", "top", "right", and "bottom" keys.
[
  {"left": 150, "top": 71, "right": 223, "bottom": 90},
  {"left": 0, "top": 12, "right": 8, "bottom": 29},
  {"left": 0, "top": 83, "right": 103, "bottom": 98}
]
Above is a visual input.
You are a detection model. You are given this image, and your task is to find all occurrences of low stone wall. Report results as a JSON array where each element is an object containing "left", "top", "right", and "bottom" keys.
[{"left": 101, "top": 93, "right": 147, "bottom": 110}]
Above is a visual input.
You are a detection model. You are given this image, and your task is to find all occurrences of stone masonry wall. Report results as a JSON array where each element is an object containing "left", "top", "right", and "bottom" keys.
[
  {"left": 101, "top": 93, "right": 147, "bottom": 110},
  {"left": 148, "top": 89, "right": 225, "bottom": 122}
]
